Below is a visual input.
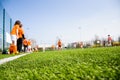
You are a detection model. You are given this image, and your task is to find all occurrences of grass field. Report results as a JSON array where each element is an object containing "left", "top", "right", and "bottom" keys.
[
  {"left": 0, "top": 54, "right": 17, "bottom": 59},
  {"left": 0, "top": 47, "right": 120, "bottom": 80},
  {"left": 0, "top": 53, "right": 25, "bottom": 59}
]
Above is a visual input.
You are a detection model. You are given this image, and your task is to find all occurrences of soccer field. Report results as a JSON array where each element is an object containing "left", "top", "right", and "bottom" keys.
[
  {"left": 0, "top": 54, "right": 17, "bottom": 59},
  {"left": 0, "top": 47, "right": 120, "bottom": 80}
]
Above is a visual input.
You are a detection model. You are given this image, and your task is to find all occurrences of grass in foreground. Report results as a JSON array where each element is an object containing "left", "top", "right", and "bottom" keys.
[
  {"left": 0, "top": 54, "right": 17, "bottom": 59},
  {"left": 0, "top": 52, "right": 24, "bottom": 59},
  {"left": 0, "top": 47, "right": 120, "bottom": 80}
]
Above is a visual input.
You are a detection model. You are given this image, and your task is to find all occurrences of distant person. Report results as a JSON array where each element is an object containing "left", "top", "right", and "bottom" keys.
[
  {"left": 73, "top": 43, "right": 77, "bottom": 48},
  {"left": 58, "top": 39, "right": 62, "bottom": 50},
  {"left": 80, "top": 42, "right": 83, "bottom": 48},
  {"left": 107, "top": 35, "right": 112, "bottom": 46},
  {"left": 23, "top": 38, "right": 28, "bottom": 52},
  {"left": 103, "top": 40, "right": 106, "bottom": 47},
  {"left": 27, "top": 39, "right": 32, "bottom": 53},
  {"left": 102, "top": 39, "right": 106, "bottom": 47},
  {"left": 17, "top": 24, "right": 25, "bottom": 53},
  {"left": 51, "top": 45, "right": 55, "bottom": 50},
  {"left": 11, "top": 20, "right": 21, "bottom": 53},
  {"left": 35, "top": 46, "right": 38, "bottom": 52}
]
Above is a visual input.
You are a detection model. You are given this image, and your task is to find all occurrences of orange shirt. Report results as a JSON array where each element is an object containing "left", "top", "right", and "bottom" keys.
[
  {"left": 9, "top": 44, "right": 17, "bottom": 53},
  {"left": 23, "top": 39, "right": 28, "bottom": 46},
  {"left": 58, "top": 40, "right": 62, "bottom": 46},
  {"left": 51, "top": 45, "right": 55, "bottom": 49},
  {"left": 27, "top": 40, "right": 31, "bottom": 46},
  {"left": 18, "top": 27, "right": 24, "bottom": 38},
  {"left": 11, "top": 24, "right": 19, "bottom": 35}
]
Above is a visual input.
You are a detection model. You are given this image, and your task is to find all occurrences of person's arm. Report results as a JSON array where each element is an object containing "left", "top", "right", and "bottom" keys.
[
  {"left": 22, "top": 34, "right": 25, "bottom": 39},
  {"left": 16, "top": 25, "right": 19, "bottom": 38},
  {"left": 22, "top": 28, "right": 25, "bottom": 39},
  {"left": 16, "top": 29, "right": 18, "bottom": 37}
]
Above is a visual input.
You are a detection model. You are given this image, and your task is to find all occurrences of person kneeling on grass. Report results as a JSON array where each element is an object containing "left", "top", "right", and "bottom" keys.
[
  {"left": 23, "top": 38, "right": 28, "bottom": 53},
  {"left": 58, "top": 39, "right": 62, "bottom": 50},
  {"left": 9, "top": 41, "right": 18, "bottom": 54}
]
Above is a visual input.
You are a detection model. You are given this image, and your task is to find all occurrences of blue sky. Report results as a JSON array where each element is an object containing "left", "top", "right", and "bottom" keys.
[{"left": 0, "top": 0, "right": 120, "bottom": 45}]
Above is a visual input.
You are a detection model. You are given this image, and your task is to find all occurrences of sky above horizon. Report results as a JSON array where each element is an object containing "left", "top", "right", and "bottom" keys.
[{"left": 0, "top": 0, "right": 120, "bottom": 45}]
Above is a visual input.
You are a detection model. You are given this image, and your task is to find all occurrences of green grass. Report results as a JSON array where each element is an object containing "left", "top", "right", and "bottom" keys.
[
  {"left": 0, "top": 52, "right": 26, "bottom": 59},
  {"left": 0, "top": 54, "right": 17, "bottom": 59},
  {"left": 0, "top": 47, "right": 120, "bottom": 80}
]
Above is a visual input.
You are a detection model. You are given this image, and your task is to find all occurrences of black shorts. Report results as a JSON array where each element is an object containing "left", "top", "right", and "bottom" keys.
[{"left": 58, "top": 45, "right": 61, "bottom": 47}]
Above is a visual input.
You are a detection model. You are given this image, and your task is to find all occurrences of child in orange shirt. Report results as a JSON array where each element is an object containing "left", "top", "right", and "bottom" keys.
[
  {"left": 11, "top": 20, "right": 21, "bottom": 45},
  {"left": 23, "top": 38, "right": 28, "bottom": 52},
  {"left": 58, "top": 39, "right": 62, "bottom": 50},
  {"left": 17, "top": 24, "right": 25, "bottom": 52},
  {"left": 27, "top": 39, "right": 32, "bottom": 52},
  {"left": 11, "top": 20, "right": 21, "bottom": 53}
]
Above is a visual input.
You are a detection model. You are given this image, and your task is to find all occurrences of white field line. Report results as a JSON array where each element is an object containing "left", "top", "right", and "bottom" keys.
[{"left": 0, "top": 53, "right": 31, "bottom": 65}]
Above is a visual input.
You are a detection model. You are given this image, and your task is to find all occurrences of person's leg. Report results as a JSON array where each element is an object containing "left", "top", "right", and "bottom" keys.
[
  {"left": 17, "top": 38, "right": 20, "bottom": 52},
  {"left": 26, "top": 45, "right": 28, "bottom": 52},
  {"left": 11, "top": 35, "right": 17, "bottom": 45},
  {"left": 58, "top": 45, "right": 61, "bottom": 50},
  {"left": 11, "top": 35, "right": 18, "bottom": 53},
  {"left": 24, "top": 45, "right": 26, "bottom": 52},
  {"left": 19, "top": 38, "right": 23, "bottom": 52},
  {"left": 24, "top": 45, "right": 28, "bottom": 52}
]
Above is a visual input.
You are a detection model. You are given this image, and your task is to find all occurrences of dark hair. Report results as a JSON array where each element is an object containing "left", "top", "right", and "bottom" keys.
[
  {"left": 14, "top": 20, "right": 21, "bottom": 25},
  {"left": 20, "top": 24, "right": 22, "bottom": 28}
]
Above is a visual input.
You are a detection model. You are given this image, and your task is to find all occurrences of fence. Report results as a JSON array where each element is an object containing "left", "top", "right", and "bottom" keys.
[{"left": 0, "top": 3, "right": 12, "bottom": 51}]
